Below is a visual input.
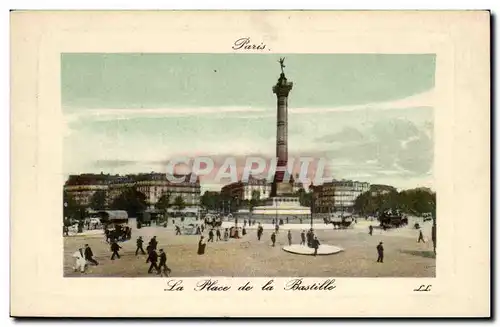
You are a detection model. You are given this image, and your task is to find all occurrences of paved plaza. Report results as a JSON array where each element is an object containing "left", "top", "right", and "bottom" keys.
[{"left": 64, "top": 219, "right": 436, "bottom": 278}]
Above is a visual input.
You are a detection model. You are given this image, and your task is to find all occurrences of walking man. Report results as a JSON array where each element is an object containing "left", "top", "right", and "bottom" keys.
[
  {"left": 158, "top": 249, "right": 172, "bottom": 277},
  {"left": 104, "top": 228, "right": 110, "bottom": 243},
  {"left": 418, "top": 230, "right": 425, "bottom": 243},
  {"left": 287, "top": 230, "right": 292, "bottom": 246},
  {"left": 175, "top": 225, "right": 182, "bottom": 235},
  {"left": 208, "top": 229, "right": 215, "bottom": 242},
  {"left": 216, "top": 228, "right": 222, "bottom": 241},
  {"left": 147, "top": 249, "right": 160, "bottom": 274},
  {"left": 84, "top": 244, "right": 99, "bottom": 266},
  {"left": 149, "top": 236, "right": 158, "bottom": 250},
  {"left": 376, "top": 241, "right": 384, "bottom": 263},
  {"left": 271, "top": 232, "right": 276, "bottom": 247},
  {"left": 312, "top": 236, "right": 321, "bottom": 256},
  {"left": 110, "top": 240, "right": 121, "bottom": 260},
  {"left": 135, "top": 236, "right": 146, "bottom": 255},
  {"left": 300, "top": 230, "right": 306, "bottom": 246},
  {"left": 257, "top": 224, "right": 263, "bottom": 241},
  {"left": 369, "top": 225, "right": 373, "bottom": 236}
]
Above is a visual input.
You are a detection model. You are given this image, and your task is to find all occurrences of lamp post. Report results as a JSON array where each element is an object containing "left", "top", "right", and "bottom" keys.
[
  {"left": 310, "top": 195, "right": 314, "bottom": 230},
  {"left": 275, "top": 198, "right": 278, "bottom": 226},
  {"left": 430, "top": 200, "right": 436, "bottom": 255}
]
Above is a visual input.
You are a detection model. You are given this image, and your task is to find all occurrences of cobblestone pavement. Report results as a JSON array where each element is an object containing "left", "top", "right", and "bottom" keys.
[{"left": 64, "top": 224, "right": 435, "bottom": 278}]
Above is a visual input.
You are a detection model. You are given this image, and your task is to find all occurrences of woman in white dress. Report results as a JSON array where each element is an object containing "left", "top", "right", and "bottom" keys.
[{"left": 72, "top": 248, "right": 87, "bottom": 273}]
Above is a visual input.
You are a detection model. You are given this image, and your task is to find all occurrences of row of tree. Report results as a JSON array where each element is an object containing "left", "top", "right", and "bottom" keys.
[
  {"left": 63, "top": 188, "right": 188, "bottom": 221},
  {"left": 353, "top": 188, "right": 436, "bottom": 217}
]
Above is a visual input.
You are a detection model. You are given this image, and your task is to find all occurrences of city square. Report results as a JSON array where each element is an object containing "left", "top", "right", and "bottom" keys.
[
  {"left": 62, "top": 54, "right": 437, "bottom": 279},
  {"left": 64, "top": 219, "right": 435, "bottom": 278}
]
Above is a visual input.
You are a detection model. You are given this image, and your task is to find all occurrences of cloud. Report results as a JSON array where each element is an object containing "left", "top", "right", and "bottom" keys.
[
  {"left": 289, "top": 89, "right": 434, "bottom": 114},
  {"left": 323, "top": 118, "right": 433, "bottom": 178},
  {"left": 315, "top": 126, "right": 366, "bottom": 143},
  {"left": 64, "top": 90, "right": 434, "bottom": 190},
  {"left": 64, "top": 89, "right": 434, "bottom": 124}
]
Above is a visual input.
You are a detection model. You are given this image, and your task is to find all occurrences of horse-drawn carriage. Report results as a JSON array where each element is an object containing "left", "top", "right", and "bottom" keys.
[
  {"left": 327, "top": 214, "right": 353, "bottom": 229},
  {"left": 378, "top": 209, "right": 408, "bottom": 229},
  {"left": 97, "top": 210, "right": 132, "bottom": 242}
]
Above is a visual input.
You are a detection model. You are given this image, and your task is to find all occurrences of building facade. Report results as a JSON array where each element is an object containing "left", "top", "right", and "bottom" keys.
[
  {"left": 312, "top": 180, "right": 370, "bottom": 213},
  {"left": 63, "top": 173, "right": 112, "bottom": 207},
  {"left": 63, "top": 172, "right": 201, "bottom": 210},
  {"left": 221, "top": 176, "right": 272, "bottom": 201},
  {"left": 135, "top": 173, "right": 201, "bottom": 209}
]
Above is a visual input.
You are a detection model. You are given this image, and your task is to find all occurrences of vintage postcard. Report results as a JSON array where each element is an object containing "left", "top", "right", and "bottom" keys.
[{"left": 10, "top": 11, "right": 490, "bottom": 317}]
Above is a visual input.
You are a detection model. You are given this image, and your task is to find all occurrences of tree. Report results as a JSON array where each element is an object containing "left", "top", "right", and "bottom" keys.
[
  {"left": 354, "top": 191, "right": 377, "bottom": 216},
  {"left": 63, "top": 191, "right": 82, "bottom": 224},
  {"left": 295, "top": 188, "right": 312, "bottom": 208},
  {"left": 110, "top": 188, "right": 147, "bottom": 218},
  {"left": 249, "top": 190, "right": 260, "bottom": 213},
  {"left": 155, "top": 192, "right": 172, "bottom": 222},
  {"left": 89, "top": 190, "right": 107, "bottom": 210},
  {"left": 173, "top": 195, "right": 186, "bottom": 213},
  {"left": 201, "top": 191, "right": 221, "bottom": 212}
]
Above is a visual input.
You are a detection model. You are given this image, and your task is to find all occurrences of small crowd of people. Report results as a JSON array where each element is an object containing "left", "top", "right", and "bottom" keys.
[
  {"left": 71, "top": 234, "right": 172, "bottom": 277},
  {"left": 135, "top": 236, "right": 172, "bottom": 277}
]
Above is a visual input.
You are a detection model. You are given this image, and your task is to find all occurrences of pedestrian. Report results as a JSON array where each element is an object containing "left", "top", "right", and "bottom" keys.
[
  {"left": 275, "top": 224, "right": 279, "bottom": 234},
  {"left": 84, "top": 244, "right": 99, "bottom": 266},
  {"left": 110, "top": 240, "right": 121, "bottom": 260},
  {"left": 271, "top": 232, "right": 276, "bottom": 247},
  {"left": 287, "top": 230, "right": 292, "bottom": 246},
  {"left": 197, "top": 236, "right": 207, "bottom": 255},
  {"left": 175, "top": 225, "right": 181, "bottom": 235},
  {"left": 272, "top": 219, "right": 275, "bottom": 225},
  {"left": 208, "top": 229, "right": 214, "bottom": 242},
  {"left": 418, "top": 230, "right": 425, "bottom": 243},
  {"left": 72, "top": 248, "right": 87, "bottom": 273},
  {"left": 369, "top": 225, "right": 373, "bottom": 236},
  {"left": 306, "top": 229, "right": 314, "bottom": 247},
  {"left": 150, "top": 236, "right": 158, "bottom": 250},
  {"left": 135, "top": 236, "right": 146, "bottom": 255},
  {"left": 104, "top": 228, "right": 110, "bottom": 243},
  {"left": 300, "top": 230, "right": 306, "bottom": 246},
  {"left": 376, "top": 241, "right": 384, "bottom": 263},
  {"left": 224, "top": 228, "right": 229, "bottom": 241},
  {"left": 244, "top": 219, "right": 247, "bottom": 227},
  {"left": 257, "top": 224, "right": 263, "bottom": 241},
  {"left": 158, "top": 249, "right": 172, "bottom": 277},
  {"left": 242, "top": 226, "right": 247, "bottom": 236},
  {"left": 147, "top": 249, "right": 160, "bottom": 274},
  {"left": 312, "top": 236, "right": 321, "bottom": 256},
  {"left": 216, "top": 228, "right": 222, "bottom": 241},
  {"left": 286, "top": 217, "right": 289, "bottom": 224}
]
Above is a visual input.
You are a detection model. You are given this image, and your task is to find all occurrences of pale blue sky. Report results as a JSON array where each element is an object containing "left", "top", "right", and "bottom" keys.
[{"left": 62, "top": 53, "right": 436, "bottom": 191}]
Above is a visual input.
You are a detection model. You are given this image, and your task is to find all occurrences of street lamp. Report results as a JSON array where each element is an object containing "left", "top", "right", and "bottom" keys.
[
  {"left": 275, "top": 198, "right": 278, "bottom": 226},
  {"left": 310, "top": 195, "right": 314, "bottom": 230}
]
